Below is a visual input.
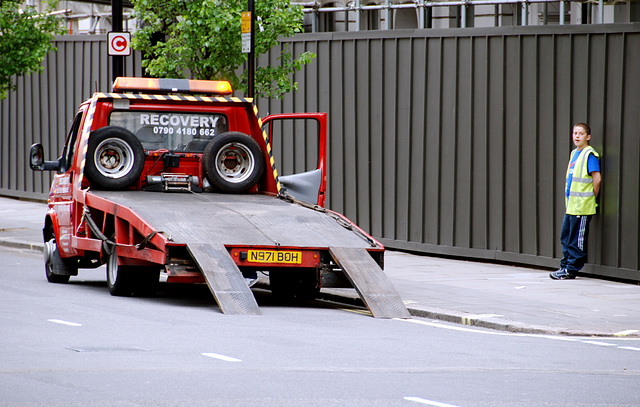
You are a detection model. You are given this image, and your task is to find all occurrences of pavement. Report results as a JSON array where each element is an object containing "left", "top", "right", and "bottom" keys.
[{"left": 1, "top": 195, "right": 639, "bottom": 338}]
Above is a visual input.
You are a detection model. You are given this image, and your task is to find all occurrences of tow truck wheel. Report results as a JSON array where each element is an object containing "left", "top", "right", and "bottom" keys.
[
  {"left": 44, "top": 225, "right": 75, "bottom": 284},
  {"left": 85, "top": 126, "right": 144, "bottom": 190},
  {"left": 106, "top": 249, "right": 159, "bottom": 297},
  {"left": 203, "top": 132, "right": 265, "bottom": 193},
  {"left": 106, "top": 248, "right": 134, "bottom": 296}
]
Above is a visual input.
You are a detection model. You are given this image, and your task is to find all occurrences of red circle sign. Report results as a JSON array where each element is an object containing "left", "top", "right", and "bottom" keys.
[
  {"left": 108, "top": 32, "right": 131, "bottom": 56},
  {"left": 111, "top": 35, "right": 128, "bottom": 52}
]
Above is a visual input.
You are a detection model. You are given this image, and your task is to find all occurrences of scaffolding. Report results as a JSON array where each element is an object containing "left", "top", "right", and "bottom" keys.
[{"left": 299, "top": 0, "right": 626, "bottom": 31}]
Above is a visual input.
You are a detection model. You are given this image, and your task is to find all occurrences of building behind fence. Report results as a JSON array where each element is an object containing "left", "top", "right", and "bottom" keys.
[
  {"left": 2, "top": 24, "right": 640, "bottom": 282},
  {"left": 24, "top": 0, "right": 640, "bottom": 34}
]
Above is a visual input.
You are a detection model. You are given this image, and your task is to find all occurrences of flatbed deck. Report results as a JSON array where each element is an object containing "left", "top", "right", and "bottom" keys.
[{"left": 89, "top": 190, "right": 376, "bottom": 249}]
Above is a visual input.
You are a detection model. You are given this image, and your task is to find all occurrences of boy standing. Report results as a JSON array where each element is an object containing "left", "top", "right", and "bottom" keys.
[{"left": 550, "top": 123, "right": 602, "bottom": 280}]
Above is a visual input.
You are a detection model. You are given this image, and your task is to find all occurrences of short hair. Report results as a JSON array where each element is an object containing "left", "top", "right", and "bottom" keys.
[{"left": 574, "top": 123, "right": 591, "bottom": 135}]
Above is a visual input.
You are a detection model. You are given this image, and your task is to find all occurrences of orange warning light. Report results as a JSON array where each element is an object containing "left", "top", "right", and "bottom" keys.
[{"left": 112, "top": 77, "right": 233, "bottom": 96}]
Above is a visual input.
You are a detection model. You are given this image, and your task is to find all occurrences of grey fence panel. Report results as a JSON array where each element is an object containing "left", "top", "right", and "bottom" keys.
[{"left": 2, "top": 26, "right": 639, "bottom": 281}]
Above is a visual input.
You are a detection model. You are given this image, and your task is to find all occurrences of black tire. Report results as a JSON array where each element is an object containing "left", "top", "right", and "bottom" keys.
[
  {"left": 85, "top": 126, "right": 144, "bottom": 190},
  {"left": 202, "top": 132, "right": 265, "bottom": 193},
  {"left": 106, "top": 248, "right": 159, "bottom": 297},
  {"left": 106, "top": 248, "right": 134, "bottom": 296},
  {"left": 44, "top": 224, "right": 76, "bottom": 284}
]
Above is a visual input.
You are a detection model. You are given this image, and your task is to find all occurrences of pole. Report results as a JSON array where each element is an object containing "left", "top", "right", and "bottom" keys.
[
  {"left": 247, "top": 0, "right": 255, "bottom": 99},
  {"left": 111, "top": 0, "right": 124, "bottom": 84}
]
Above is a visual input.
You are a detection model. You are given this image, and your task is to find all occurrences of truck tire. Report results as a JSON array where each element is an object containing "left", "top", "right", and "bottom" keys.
[
  {"left": 44, "top": 225, "right": 76, "bottom": 284},
  {"left": 85, "top": 126, "right": 144, "bottom": 190},
  {"left": 106, "top": 248, "right": 134, "bottom": 296},
  {"left": 107, "top": 248, "right": 159, "bottom": 297},
  {"left": 202, "top": 132, "right": 265, "bottom": 193}
]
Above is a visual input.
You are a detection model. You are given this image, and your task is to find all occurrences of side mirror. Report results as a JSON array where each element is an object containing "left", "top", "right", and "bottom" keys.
[
  {"left": 29, "top": 144, "right": 45, "bottom": 170},
  {"left": 29, "top": 143, "right": 61, "bottom": 171}
]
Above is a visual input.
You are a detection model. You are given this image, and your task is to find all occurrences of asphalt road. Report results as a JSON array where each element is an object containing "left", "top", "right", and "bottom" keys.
[{"left": 2, "top": 246, "right": 639, "bottom": 407}]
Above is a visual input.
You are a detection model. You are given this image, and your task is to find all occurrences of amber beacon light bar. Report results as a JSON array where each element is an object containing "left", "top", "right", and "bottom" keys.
[{"left": 112, "top": 77, "right": 233, "bottom": 96}]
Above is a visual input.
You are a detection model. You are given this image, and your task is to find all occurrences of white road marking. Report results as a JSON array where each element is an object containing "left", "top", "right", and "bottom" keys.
[
  {"left": 581, "top": 341, "right": 616, "bottom": 347},
  {"left": 618, "top": 347, "right": 640, "bottom": 352},
  {"left": 404, "top": 396, "right": 461, "bottom": 406},
  {"left": 47, "top": 319, "right": 82, "bottom": 327},
  {"left": 397, "top": 317, "right": 516, "bottom": 336},
  {"left": 201, "top": 352, "right": 242, "bottom": 362},
  {"left": 395, "top": 318, "right": 640, "bottom": 351}
]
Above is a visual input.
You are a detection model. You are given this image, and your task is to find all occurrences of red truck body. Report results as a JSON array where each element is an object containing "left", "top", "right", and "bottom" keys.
[{"left": 30, "top": 78, "right": 409, "bottom": 318}]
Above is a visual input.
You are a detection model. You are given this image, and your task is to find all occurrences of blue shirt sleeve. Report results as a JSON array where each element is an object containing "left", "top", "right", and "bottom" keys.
[{"left": 587, "top": 152, "right": 600, "bottom": 174}]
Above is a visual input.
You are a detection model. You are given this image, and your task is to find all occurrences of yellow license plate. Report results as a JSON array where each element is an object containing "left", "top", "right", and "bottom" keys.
[{"left": 247, "top": 250, "right": 302, "bottom": 264}]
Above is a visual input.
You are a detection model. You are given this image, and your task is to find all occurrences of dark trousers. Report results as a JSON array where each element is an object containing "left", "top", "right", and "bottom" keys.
[{"left": 560, "top": 214, "right": 592, "bottom": 274}]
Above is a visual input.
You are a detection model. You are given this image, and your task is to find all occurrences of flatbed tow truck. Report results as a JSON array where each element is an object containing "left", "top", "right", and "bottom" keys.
[{"left": 29, "top": 77, "right": 409, "bottom": 318}]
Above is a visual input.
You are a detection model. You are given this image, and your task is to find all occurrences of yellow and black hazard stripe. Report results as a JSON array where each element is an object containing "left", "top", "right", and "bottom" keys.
[
  {"left": 253, "top": 105, "right": 281, "bottom": 193},
  {"left": 94, "top": 92, "right": 250, "bottom": 104}
]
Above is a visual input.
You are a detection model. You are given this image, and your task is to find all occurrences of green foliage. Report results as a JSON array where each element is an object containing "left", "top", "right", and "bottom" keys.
[
  {"left": 132, "top": 0, "right": 314, "bottom": 99},
  {"left": 0, "top": 0, "right": 63, "bottom": 99}
]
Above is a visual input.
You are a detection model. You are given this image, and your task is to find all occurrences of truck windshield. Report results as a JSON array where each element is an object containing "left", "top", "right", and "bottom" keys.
[{"left": 109, "top": 111, "right": 228, "bottom": 152}]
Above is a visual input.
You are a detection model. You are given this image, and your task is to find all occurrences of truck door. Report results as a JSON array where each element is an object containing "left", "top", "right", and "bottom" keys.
[
  {"left": 49, "top": 109, "right": 85, "bottom": 256},
  {"left": 262, "top": 113, "right": 327, "bottom": 207}
]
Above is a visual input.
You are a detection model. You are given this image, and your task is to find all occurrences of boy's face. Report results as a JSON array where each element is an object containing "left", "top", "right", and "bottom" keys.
[{"left": 573, "top": 125, "right": 591, "bottom": 149}]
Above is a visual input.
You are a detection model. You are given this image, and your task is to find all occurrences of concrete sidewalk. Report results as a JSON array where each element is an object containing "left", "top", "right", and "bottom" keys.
[{"left": 1, "top": 195, "right": 639, "bottom": 337}]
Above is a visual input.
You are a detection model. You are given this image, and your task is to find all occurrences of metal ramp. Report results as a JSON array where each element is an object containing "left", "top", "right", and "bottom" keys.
[
  {"left": 187, "top": 243, "right": 261, "bottom": 315},
  {"left": 329, "top": 247, "right": 411, "bottom": 319}
]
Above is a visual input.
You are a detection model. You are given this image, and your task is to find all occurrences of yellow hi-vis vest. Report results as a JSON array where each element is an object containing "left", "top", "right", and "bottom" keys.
[{"left": 566, "top": 145, "right": 599, "bottom": 215}]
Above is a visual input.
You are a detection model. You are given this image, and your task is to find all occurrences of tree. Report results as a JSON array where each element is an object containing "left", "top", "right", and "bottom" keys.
[
  {"left": 0, "top": 0, "right": 63, "bottom": 99},
  {"left": 132, "top": 0, "right": 314, "bottom": 99}
]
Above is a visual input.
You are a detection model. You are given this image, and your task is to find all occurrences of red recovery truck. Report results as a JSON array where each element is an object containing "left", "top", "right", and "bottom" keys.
[{"left": 29, "top": 77, "right": 409, "bottom": 318}]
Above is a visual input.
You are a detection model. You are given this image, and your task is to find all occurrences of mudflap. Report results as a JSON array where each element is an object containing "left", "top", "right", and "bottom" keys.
[
  {"left": 187, "top": 243, "right": 261, "bottom": 315},
  {"left": 329, "top": 247, "right": 411, "bottom": 319}
]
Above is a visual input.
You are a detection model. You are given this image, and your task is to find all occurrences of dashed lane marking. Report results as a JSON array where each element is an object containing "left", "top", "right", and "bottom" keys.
[
  {"left": 404, "top": 396, "right": 461, "bottom": 406},
  {"left": 201, "top": 352, "right": 242, "bottom": 362},
  {"left": 48, "top": 319, "right": 82, "bottom": 327}
]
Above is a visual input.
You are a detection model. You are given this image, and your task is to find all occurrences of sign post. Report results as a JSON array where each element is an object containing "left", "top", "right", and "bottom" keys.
[
  {"left": 111, "top": 0, "right": 124, "bottom": 84},
  {"left": 244, "top": 0, "right": 255, "bottom": 99}
]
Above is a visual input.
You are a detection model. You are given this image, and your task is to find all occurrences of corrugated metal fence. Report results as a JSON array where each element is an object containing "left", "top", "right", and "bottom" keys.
[
  {"left": 260, "top": 24, "right": 640, "bottom": 281},
  {"left": 0, "top": 35, "right": 142, "bottom": 201},
  {"left": 1, "top": 25, "right": 639, "bottom": 280}
]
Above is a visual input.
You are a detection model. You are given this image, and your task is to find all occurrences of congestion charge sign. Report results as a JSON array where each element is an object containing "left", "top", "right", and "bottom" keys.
[{"left": 108, "top": 32, "right": 131, "bottom": 56}]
